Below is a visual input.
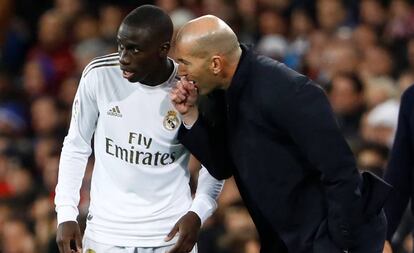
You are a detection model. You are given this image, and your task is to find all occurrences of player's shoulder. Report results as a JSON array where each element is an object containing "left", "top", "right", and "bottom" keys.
[{"left": 82, "top": 52, "right": 120, "bottom": 78}]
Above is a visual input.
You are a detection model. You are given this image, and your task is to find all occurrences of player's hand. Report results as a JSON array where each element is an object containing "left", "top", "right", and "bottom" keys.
[
  {"left": 56, "top": 221, "right": 82, "bottom": 253},
  {"left": 383, "top": 240, "right": 393, "bottom": 253},
  {"left": 170, "top": 77, "right": 199, "bottom": 126},
  {"left": 164, "top": 211, "right": 201, "bottom": 253}
]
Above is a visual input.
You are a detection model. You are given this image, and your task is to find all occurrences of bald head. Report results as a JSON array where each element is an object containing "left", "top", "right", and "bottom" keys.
[{"left": 176, "top": 15, "right": 239, "bottom": 59}]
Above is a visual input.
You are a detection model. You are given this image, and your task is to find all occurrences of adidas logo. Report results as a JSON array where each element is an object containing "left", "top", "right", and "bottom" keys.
[{"left": 107, "top": 106, "right": 122, "bottom": 117}]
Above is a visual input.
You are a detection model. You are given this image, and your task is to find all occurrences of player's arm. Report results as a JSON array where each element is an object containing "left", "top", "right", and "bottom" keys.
[
  {"left": 166, "top": 155, "right": 224, "bottom": 253},
  {"left": 55, "top": 69, "right": 99, "bottom": 253},
  {"left": 188, "top": 154, "right": 201, "bottom": 196}
]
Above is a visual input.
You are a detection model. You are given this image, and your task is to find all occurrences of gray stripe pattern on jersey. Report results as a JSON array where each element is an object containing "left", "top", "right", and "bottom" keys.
[{"left": 83, "top": 53, "right": 120, "bottom": 77}]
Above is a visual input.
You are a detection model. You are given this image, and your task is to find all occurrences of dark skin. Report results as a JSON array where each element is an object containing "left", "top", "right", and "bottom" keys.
[
  {"left": 117, "top": 23, "right": 173, "bottom": 86},
  {"left": 56, "top": 21, "right": 202, "bottom": 253}
]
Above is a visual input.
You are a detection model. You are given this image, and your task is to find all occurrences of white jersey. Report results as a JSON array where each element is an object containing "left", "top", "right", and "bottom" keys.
[{"left": 55, "top": 53, "right": 223, "bottom": 247}]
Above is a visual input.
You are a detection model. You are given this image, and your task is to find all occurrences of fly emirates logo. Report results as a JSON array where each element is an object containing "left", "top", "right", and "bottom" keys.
[{"left": 105, "top": 132, "right": 177, "bottom": 166}]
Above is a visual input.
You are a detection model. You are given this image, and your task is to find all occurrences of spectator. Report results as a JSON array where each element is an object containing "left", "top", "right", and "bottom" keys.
[{"left": 327, "top": 73, "right": 366, "bottom": 144}]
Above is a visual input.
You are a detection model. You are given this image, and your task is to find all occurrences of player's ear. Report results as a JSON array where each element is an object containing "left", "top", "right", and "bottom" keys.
[
  {"left": 210, "top": 55, "right": 222, "bottom": 75},
  {"left": 159, "top": 42, "right": 170, "bottom": 57}
]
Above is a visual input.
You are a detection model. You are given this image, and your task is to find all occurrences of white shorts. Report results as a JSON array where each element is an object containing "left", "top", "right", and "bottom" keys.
[{"left": 82, "top": 235, "right": 198, "bottom": 253}]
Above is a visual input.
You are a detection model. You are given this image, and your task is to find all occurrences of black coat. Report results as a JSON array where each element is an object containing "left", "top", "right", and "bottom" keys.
[
  {"left": 178, "top": 45, "right": 391, "bottom": 253},
  {"left": 384, "top": 85, "right": 414, "bottom": 241}
]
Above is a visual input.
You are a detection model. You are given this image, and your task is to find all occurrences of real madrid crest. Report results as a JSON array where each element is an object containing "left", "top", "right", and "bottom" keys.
[
  {"left": 163, "top": 110, "right": 180, "bottom": 130},
  {"left": 85, "top": 249, "right": 96, "bottom": 253}
]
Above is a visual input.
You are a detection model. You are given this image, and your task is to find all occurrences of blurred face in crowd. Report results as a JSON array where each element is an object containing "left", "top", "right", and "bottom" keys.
[
  {"left": 329, "top": 75, "right": 363, "bottom": 115},
  {"left": 2, "top": 220, "right": 35, "bottom": 253},
  {"left": 258, "top": 10, "right": 286, "bottom": 36},
  {"left": 364, "top": 80, "right": 396, "bottom": 109},
  {"left": 7, "top": 167, "right": 33, "bottom": 196},
  {"left": 34, "top": 137, "right": 59, "bottom": 170},
  {"left": 317, "top": 0, "right": 345, "bottom": 33},
  {"left": 353, "top": 25, "right": 377, "bottom": 52},
  {"left": 100, "top": 5, "right": 123, "bottom": 39},
  {"left": 407, "top": 38, "right": 414, "bottom": 69},
  {"left": 397, "top": 72, "right": 414, "bottom": 94},
  {"left": 54, "top": 0, "right": 81, "bottom": 18},
  {"left": 23, "top": 61, "right": 47, "bottom": 98},
  {"left": 156, "top": 0, "right": 179, "bottom": 13},
  {"left": 31, "top": 97, "right": 60, "bottom": 135},
  {"left": 360, "top": 0, "right": 386, "bottom": 28},
  {"left": 42, "top": 155, "right": 59, "bottom": 192},
  {"left": 0, "top": 0, "right": 12, "bottom": 32},
  {"left": 357, "top": 148, "right": 386, "bottom": 176},
  {"left": 117, "top": 23, "right": 170, "bottom": 84},
  {"left": 38, "top": 11, "right": 67, "bottom": 49},
  {"left": 224, "top": 205, "right": 256, "bottom": 232},
  {"left": 305, "top": 31, "right": 329, "bottom": 71},
  {"left": 362, "top": 47, "right": 393, "bottom": 77},
  {"left": 236, "top": 0, "right": 257, "bottom": 19},
  {"left": 389, "top": 0, "right": 411, "bottom": 19},
  {"left": 321, "top": 42, "right": 358, "bottom": 78},
  {"left": 74, "top": 15, "right": 100, "bottom": 42},
  {"left": 290, "top": 9, "right": 313, "bottom": 37}
]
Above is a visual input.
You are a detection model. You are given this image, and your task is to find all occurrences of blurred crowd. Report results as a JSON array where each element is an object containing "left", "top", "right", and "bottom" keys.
[{"left": 0, "top": 0, "right": 413, "bottom": 252}]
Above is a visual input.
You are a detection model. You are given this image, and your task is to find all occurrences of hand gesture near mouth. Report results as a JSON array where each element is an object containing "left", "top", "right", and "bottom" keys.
[{"left": 171, "top": 77, "right": 199, "bottom": 126}]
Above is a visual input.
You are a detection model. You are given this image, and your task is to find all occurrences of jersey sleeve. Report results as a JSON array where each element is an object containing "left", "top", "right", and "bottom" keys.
[
  {"left": 54, "top": 70, "right": 99, "bottom": 225},
  {"left": 189, "top": 165, "right": 224, "bottom": 224}
]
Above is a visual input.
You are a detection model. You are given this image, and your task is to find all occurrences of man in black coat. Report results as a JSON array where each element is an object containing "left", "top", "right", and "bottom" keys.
[
  {"left": 383, "top": 85, "right": 414, "bottom": 253},
  {"left": 171, "top": 15, "right": 391, "bottom": 253}
]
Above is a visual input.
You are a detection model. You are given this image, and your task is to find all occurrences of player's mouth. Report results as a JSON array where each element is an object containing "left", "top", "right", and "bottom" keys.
[{"left": 122, "top": 70, "right": 135, "bottom": 80}]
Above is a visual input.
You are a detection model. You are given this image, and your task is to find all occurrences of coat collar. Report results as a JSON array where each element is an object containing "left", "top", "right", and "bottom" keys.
[{"left": 227, "top": 44, "right": 253, "bottom": 96}]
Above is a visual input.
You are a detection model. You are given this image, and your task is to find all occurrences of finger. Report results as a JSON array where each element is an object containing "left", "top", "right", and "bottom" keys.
[
  {"left": 171, "top": 95, "right": 184, "bottom": 104},
  {"left": 57, "top": 241, "right": 63, "bottom": 253},
  {"left": 176, "top": 88, "right": 189, "bottom": 99},
  {"left": 63, "top": 239, "right": 72, "bottom": 253},
  {"left": 180, "top": 76, "right": 189, "bottom": 84},
  {"left": 179, "top": 233, "right": 196, "bottom": 253},
  {"left": 165, "top": 224, "right": 179, "bottom": 242},
  {"left": 188, "top": 86, "right": 198, "bottom": 96},
  {"left": 183, "top": 80, "right": 196, "bottom": 90},
  {"left": 172, "top": 86, "right": 188, "bottom": 99},
  {"left": 167, "top": 244, "right": 179, "bottom": 253},
  {"left": 175, "top": 89, "right": 187, "bottom": 100},
  {"left": 75, "top": 230, "right": 83, "bottom": 252},
  {"left": 170, "top": 92, "right": 184, "bottom": 103},
  {"left": 167, "top": 234, "right": 187, "bottom": 253}
]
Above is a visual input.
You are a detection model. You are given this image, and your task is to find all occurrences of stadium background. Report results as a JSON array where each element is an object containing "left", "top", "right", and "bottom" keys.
[{"left": 0, "top": 0, "right": 413, "bottom": 252}]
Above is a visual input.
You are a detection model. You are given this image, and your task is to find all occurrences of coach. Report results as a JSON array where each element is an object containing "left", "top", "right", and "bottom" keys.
[{"left": 171, "top": 15, "right": 391, "bottom": 253}]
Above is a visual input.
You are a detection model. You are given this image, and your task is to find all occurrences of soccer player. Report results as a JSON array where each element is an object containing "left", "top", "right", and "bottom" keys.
[{"left": 55, "top": 6, "right": 223, "bottom": 253}]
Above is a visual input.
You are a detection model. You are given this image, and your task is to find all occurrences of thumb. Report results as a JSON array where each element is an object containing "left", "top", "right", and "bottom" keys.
[
  {"left": 75, "top": 227, "right": 83, "bottom": 252},
  {"left": 164, "top": 223, "right": 179, "bottom": 242}
]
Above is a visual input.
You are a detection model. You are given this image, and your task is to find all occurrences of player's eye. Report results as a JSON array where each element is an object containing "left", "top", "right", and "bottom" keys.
[{"left": 133, "top": 48, "right": 140, "bottom": 54}]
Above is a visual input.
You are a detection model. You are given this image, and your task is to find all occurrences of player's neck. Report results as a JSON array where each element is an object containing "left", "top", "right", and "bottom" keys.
[{"left": 141, "top": 58, "right": 173, "bottom": 86}]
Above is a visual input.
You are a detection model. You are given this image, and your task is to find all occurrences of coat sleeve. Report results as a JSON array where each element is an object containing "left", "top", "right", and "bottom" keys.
[
  {"left": 178, "top": 116, "right": 233, "bottom": 180},
  {"left": 266, "top": 76, "right": 366, "bottom": 249},
  {"left": 384, "top": 86, "right": 414, "bottom": 240}
]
